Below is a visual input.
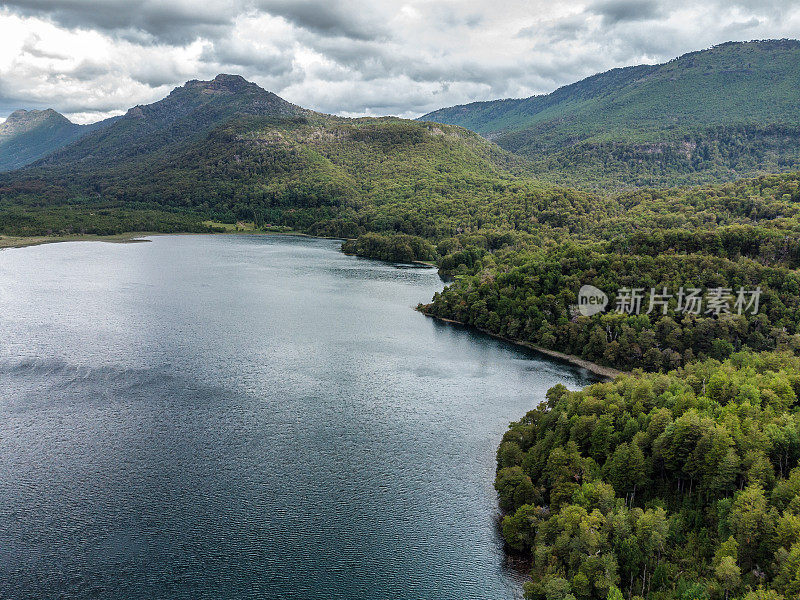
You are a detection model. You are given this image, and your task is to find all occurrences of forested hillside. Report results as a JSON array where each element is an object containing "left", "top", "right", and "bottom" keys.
[
  {"left": 0, "top": 99, "right": 594, "bottom": 239},
  {"left": 495, "top": 351, "right": 800, "bottom": 599},
  {"left": 421, "top": 40, "right": 800, "bottom": 189},
  {"left": 420, "top": 172, "right": 800, "bottom": 372}
]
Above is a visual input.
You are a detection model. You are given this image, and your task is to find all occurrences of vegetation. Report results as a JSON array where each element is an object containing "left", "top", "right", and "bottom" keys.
[
  {"left": 342, "top": 232, "right": 436, "bottom": 263},
  {"left": 0, "top": 200, "right": 219, "bottom": 237},
  {"left": 495, "top": 351, "right": 800, "bottom": 600},
  {"left": 420, "top": 171, "right": 800, "bottom": 371},
  {"left": 422, "top": 40, "right": 800, "bottom": 189},
  {"left": 0, "top": 106, "right": 591, "bottom": 240}
]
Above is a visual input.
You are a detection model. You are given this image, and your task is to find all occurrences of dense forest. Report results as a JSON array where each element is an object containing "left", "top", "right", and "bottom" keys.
[
  {"left": 411, "top": 172, "right": 800, "bottom": 371},
  {"left": 495, "top": 350, "right": 800, "bottom": 599},
  {"left": 0, "top": 111, "right": 587, "bottom": 239}
]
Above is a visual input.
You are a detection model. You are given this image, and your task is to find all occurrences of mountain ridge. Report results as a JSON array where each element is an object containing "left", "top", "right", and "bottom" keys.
[
  {"left": 1, "top": 74, "right": 570, "bottom": 241},
  {"left": 420, "top": 39, "right": 800, "bottom": 189},
  {"left": 0, "top": 108, "right": 95, "bottom": 172},
  {"left": 31, "top": 73, "right": 310, "bottom": 170}
]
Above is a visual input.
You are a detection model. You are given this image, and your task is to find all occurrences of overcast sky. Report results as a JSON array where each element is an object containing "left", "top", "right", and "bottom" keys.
[{"left": 1, "top": 0, "right": 799, "bottom": 123}]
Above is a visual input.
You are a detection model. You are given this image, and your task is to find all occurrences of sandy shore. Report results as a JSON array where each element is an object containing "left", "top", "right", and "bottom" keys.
[
  {"left": 0, "top": 232, "right": 156, "bottom": 249},
  {"left": 0, "top": 229, "right": 344, "bottom": 250},
  {"left": 420, "top": 310, "right": 626, "bottom": 380}
]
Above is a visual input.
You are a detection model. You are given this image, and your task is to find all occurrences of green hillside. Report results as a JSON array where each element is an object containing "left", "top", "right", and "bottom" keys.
[
  {"left": 33, "top": 74, "right": 308, "bottom": 169},
  {"left": 495, "top": 350, "right": 800, "bottom": 599},
  {"left": 421, "top": 40, "right": 800, "bottom": 189},
  {"left": 0, "top": 79, "right": 594, "bottom": 241}
]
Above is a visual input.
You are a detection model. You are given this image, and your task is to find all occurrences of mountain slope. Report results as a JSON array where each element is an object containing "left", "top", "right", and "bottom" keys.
[
  {"left": 0, "top": 109, "right": 98, "bottom": 171},
  {"left": 421, "top": 39, "right": 800, "bottom": 189},
  {"left": 1, "top": 76, "right": 595, "bottom": 239},
  {"left": 34, "top": 74, "right": 309, "bottom": 170}
]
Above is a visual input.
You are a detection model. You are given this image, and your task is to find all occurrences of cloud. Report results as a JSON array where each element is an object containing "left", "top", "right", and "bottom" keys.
[
  {"left": 1, "top": 0, "right": 800, "bottom": 122},
  {"left": 588, "top": 0, "right": 665, "bottom": 24},
  {"left": 256, "top": 0, "right": 388, "bottom": 41},
  {"left": 2, "top": 0, "right": 234, "bottom": 44},
  {"left": 722, "top": 17, "right": 763, "bottom": 34}
]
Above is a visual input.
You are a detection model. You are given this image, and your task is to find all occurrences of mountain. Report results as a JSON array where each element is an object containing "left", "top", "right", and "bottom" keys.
[
  {"left": 34, "top": 74, "right": 309, "bottom": 170},
  {"left": 420, "top": 39, "right": 800, "bottom": 189},
  {"left": 2, "top": 74, "right": 592, "bottom": 241},
  {"left": 0, "top": 109, "right": 96, "bottom": 172}
]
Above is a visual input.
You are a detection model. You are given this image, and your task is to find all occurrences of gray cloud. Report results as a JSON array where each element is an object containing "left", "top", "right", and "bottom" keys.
[
  {"left": 588, "top": 0, "right": 665, "bottom": 24},
  {"left": 199, "top": 40, "right": 295, "bottom": 78},
  {"left": 256, "top": 0, "right": 388, "bottom": 41},
  {"left": 722, "top": 17, "right": 763, "bottom": 34},
  {"left": 1, "top": 0, "right": 800, "bottom": 121},
  {"left": 66, "top": 60, "right": 110, "bottom": 82},
  {"left": 3, "top": 0, "right": 234, "bottom": 44}
]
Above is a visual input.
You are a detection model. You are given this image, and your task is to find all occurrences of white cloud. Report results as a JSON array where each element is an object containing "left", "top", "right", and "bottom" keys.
[{"left": 0, "top": 0, "right": 799, "bottom": 123}]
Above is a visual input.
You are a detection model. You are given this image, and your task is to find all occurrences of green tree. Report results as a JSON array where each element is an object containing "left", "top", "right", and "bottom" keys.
[
  {"left": 715, "top": 555, "right": 740, "bottom": 600},
  {"left": 495, "top": 466, "right": 538, "bottom": 513}
]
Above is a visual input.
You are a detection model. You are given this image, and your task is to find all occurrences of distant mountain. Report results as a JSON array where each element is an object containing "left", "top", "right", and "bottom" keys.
[
  {"left": 3, "top": 75, "right": 572, "bottom": 238},
  {"left": 420, "top": 39, "right": 800, "bottom": 189},
  {"left": 0, "top": 109, "right": 99, "bottom": 172},
  {"left": 34, "top": 74, "right": 309, "bottom": 170}
]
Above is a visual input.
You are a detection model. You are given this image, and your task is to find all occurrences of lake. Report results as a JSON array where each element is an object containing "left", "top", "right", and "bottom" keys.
[{"left": 0, "top": 234, "right": 597, "bottom": 600}]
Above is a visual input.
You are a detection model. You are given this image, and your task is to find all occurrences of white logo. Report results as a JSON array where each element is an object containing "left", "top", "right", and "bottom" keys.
[{"left": 577, "top": 285, "right": 608, "bottom": 316}]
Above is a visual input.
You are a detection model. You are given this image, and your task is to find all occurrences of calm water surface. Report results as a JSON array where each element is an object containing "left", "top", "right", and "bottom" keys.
[{"left": 0, "top": 235, "right": 596, "bottom": 600}]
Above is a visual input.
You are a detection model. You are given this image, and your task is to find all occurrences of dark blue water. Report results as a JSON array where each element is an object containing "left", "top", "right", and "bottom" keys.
[{"left": 0, "top": 235, "right": 596, "bottom": 600}]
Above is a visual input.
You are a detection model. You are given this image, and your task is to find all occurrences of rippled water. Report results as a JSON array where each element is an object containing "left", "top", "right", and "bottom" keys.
[{"left": 0, "top": 235, "right": 596, "bottom": 600}]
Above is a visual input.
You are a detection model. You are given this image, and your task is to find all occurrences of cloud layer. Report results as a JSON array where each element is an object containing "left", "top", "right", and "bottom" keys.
[{"left": 1, "top": 0, "right": 799, "bottom": 123}]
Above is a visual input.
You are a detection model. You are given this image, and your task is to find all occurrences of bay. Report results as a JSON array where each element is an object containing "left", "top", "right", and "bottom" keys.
[{"left": 0, "top": 235, "right": 596, "bottom": 600}]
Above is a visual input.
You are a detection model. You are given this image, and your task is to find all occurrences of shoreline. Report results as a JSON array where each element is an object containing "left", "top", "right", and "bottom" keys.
[
  {"left": 3, "top": 231, "right": 621, "bottom": 380},
  {"left": 419, "top": 310, "right": 626, "bottom": 380},
  {"left": 0, "top": 229, "right": 342, "bottom": 250},
  {"left": 0, "top": 231, "right": 157, "bottom": 249},
  {"left": 3, "top": 230, "right": 624, "bottom": 380}
]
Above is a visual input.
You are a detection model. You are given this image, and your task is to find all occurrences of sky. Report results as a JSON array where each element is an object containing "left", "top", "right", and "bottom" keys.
[{"left": 1, "top": 0, "right": 799, "bottom": 123}]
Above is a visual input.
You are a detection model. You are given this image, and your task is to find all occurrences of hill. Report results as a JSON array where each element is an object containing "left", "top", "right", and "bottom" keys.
[
  {"left": 0, "top": 109, "right": 107, "bottom": 172},
  {"left": 420, "top": 39, "right": 800, "bottom": 189},
  {"left": 32, "top": 74, "right": 308, "bottom": 169},
  {"left": 0, "top": 75, "right": 594, "bottom": 242}
]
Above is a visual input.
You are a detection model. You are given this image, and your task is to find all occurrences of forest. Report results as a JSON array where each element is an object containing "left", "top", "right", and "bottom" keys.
[
  {"left": 495, "top": 351, "right": 800, "bottom": 600},
  {"left": 416, "top": 172, "right": 800, "bottom": 372}
]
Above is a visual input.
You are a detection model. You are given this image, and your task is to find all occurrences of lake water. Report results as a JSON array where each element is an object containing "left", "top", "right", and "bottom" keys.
[{"left": 0, "top": 235, "right": 596, "bottom": 600}]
